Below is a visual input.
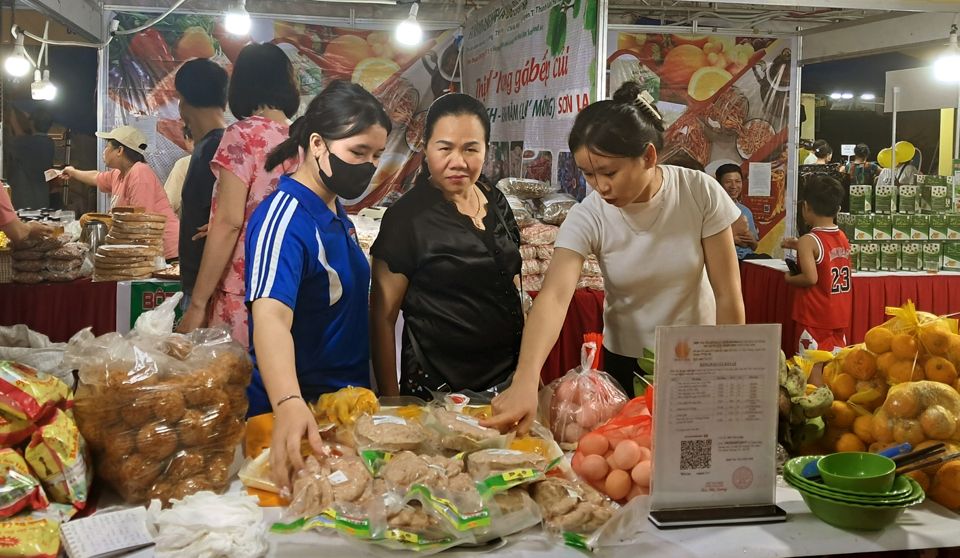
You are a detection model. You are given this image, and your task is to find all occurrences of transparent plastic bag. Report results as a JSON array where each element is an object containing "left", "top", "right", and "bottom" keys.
[
  {"left": 521, "top": 274, "right": 543, "bottom": 292},
  {"left": 519, "top": 245, "right": 537, "bottom": 260},
  {"left": 496, "top": 177, "right": 557, "bottom": 200},
  {"left": 24, "top": 408, "right": 93, "bottom": 510},
  {"left": 423, "top": 406, "right": 512, "bottom": 453},
  {"left": 537, "top": 193, "right": 577, "bottom": 225},
  {"left": 519, "top": 223, "right": 558, "bottom": 246},
  {"left": 536, "top": 245, "right": 554, "bottom": 260},
  {"left": 530, "top": 477, "right": 618, "bottom": 551},
  {"left": 505, "top": 195, "right": 539, "bottom": 228},
  {"left": 521, "top": 259, "right": 540, "bottom": 276},
  {"left": 540, "top": 334, "right": 629, "bottom": 447},
  {"left": 474, "top": 486, "right": 542, "bottom": 544}
]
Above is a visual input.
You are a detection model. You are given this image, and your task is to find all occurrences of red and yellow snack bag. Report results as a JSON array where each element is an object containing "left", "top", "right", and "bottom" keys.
[
  {"left": 0, "top": 412, "right": 37, "bottom": 448},
  {"left": 0, "top": 505, "right": 69, "bottom": 558},
  {"left": 0, "top": 449, "right": 48, "bottom": 519},
  {"left": 24, "top": 409, "right": 92, "bottom": 510},
  {"left": 0, "top": 362, "right": 72, "bottom": 423}
]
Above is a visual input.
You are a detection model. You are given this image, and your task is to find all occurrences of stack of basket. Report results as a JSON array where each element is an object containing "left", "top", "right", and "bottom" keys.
[{"left": 93, "top": 212, "right": 166, "bottom": 281}]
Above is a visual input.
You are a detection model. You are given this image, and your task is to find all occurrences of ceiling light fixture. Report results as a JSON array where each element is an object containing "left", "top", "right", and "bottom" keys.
[
  {"left": 841, "top": 92, "right": 854, "bottom": 99},
  {"left": 830, "top": 92, "right": 842, "bottom": 100},
  {"left": 225, "top": 0, "right": 251, "bottom": 35},
  {"left": 936, "top": 25, "right": 960, "bottom": 82},
  {"left": 5, "top": 33, "right": 30, "bottom": 76},
  {"left": 396, "top": 3, "right": 422, "bottom": 46},
  {"left": 30, "top": 23, "right": 54, "bottom": 101},
  {"left": 861, "top": 93, "right": 876, "bottom": 100}
]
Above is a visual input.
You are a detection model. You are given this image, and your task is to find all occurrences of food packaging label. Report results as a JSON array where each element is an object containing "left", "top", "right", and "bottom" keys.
[
  {"left": 901, "top": 243, "right": 921, "bottom": 272},
  {"left": 874, "top": 184, "right": 897, "bottom": 214},
  {"left": 859, "top": 242, "right": 879, "bottom": 272},
  {"left": 898, "top": 185, "right": 919, "bottom": 214},
  {"left": 918, "top": 175, "right": 951, "bottom": 213},
  {"left": 924, "top": 242, "right": 943, "bottom": 272},
  {"left": 873, "top": 214, "right": 893, "bottom": 240},
  {"left": 372, "top": 415, "right": 407, "bottom": 426},
  {"left": 943, "top": 242, "right": 960, "bottom": 271},
  {"left": 849, "top": 243, "right": 861, "bottom": 271},
  {"left": 892, "top": 213, "right": 912, "bottom": 240},
  {"left": 880, "top": 242, "right": 901, "bottom": 271},
  {"left": 327, "top": 470, "right": 349, "bottom": 485},
  {"left": 854, "top": 214, "right": 874, "bottom": 241},
  {"left": 930, "top": 214, "right": 949, "bottom": 240},
  {"left": 849, "top": 185, "right": 872, "bottom": 214},
  {"left": 836, "top": 213, "right": 855, "bottom": 241},
  {"left": 947, "top": 215, "right": 960, "bottom": 240},
  {"left": 911, "top": 214, "right": 930, "bottom": 241},
  {"left": 455, "top": 414, "right": 481, "bottom": 427}
]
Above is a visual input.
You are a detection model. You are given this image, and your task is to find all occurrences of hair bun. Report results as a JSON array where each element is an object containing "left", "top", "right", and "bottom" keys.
[{"left": 612, "top": 80, "right": 644, "bottom": 104}]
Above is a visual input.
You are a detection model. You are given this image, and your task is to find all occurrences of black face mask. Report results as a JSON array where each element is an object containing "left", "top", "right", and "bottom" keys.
[{"left": 316, "top": 149, "right": 376, "bottom": 200}]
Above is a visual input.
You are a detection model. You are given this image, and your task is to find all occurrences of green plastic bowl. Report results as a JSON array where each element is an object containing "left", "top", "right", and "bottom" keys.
[
  {"left": 785, "top": 474, "right": 925, "bottom": 507},
  {"left": 797, "top": 486, "right": 910, "bottom": 531},
  {"left": 817, "top": 452, "right": 896, "bottom": 493},
  {"left": 784, "top": 456, "right": 913, "bottom": 499}
]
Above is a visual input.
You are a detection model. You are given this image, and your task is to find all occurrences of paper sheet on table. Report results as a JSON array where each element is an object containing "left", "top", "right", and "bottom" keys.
[{"left": 748, "top": 163, "right": 772, "bottom": 197}]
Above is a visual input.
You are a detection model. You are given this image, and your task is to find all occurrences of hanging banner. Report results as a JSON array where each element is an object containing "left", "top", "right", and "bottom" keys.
[
  {"left": 608, "top": 33, "right": 796, "bottom": 255},
  {"left": 462, "top": 0, "right": 599, "bottom": 201},
  {"left": 106, "top": 13, "right": 460, "bottom": 212}
]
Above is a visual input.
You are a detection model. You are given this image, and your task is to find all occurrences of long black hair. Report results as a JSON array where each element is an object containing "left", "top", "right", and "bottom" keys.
[
  {"left": 420, "top": 93, "right": 489, "bottom": 177},
  {"left": 568, "top": 81, "right": 663, "bottom": 158},
  {"left": 229, "top": 43, "right": 300, "bottom": 120},
  {"left": 265, "top": 80, "right": 392, "bottom": 172}
]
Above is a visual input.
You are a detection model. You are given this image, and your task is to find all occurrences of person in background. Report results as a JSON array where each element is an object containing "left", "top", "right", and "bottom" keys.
[
  {"left": 802, "top": 139, "right": 827, "bottom": 165},
  {"left": 0, "top": 187, "right": 53, "bottom": 243},
  {"left": 715, "top": 163, "right": 766, "bottom": 260},
  {"left": 176, "top": 43, "right": 298, "bottom": 348},
  {"left": 247, "top": 82, "right": 390, "bottom": 490},
  {"left": 812, "top": 142, "right": 834, "bottom": 165},
  {"left": 60, "top": 126, "right": 180, "bottom": 261},
  {"left": 485, "top": 82, "right": 744, "bottom": 433},
  {"left": 785, "top": 175, "right": 851, "bottom": 356},
  {"left": 370, "top": 94, "right": 523, "bottom": 399},
  {"left": 7, "top": 107, "right": 55, "bottom": 210},
  {"left": 846, "top": 143, "right": 880, "bottom": 186},
  {"left": 174, "top": 58, "right": 228, "bottom": 312},
  {"left": 877, "top": 157, "right": 918, "bottom": 186},
  {"left": 164, "top": 125, "right": 194, "bottom": 216}
]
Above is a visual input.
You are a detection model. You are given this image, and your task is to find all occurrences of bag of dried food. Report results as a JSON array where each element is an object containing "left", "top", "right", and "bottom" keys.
[
  {"left": 0, "top": 449, "right": 48, "bottom": 518},
  {"left": 63, "top": 294, "right": 253, "bottom": 507},
  {"left": 536, "top": 193, "right": 578, "bottom": 225}
]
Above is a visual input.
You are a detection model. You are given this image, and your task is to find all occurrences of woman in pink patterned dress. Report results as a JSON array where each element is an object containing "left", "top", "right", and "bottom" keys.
[{"left": 176, "top": 43, "right": 299, "bottom": 348}]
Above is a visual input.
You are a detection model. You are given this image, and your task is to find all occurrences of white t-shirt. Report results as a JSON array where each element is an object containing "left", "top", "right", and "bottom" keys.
[
  {"left": 555, "top": 165, "right": 741, "bottom": 357},
  {"left": 163, "top": 155, "right": 191, "bottom": 216}
]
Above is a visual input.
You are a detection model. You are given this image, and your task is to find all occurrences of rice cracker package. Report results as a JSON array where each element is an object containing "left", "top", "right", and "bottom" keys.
[
  {"left": 0, "top": 362, "right": 71, "bottom": 423},
  {"left": 0, "top": 449, "right": 48, "bottom": 519},
  {"left": 24, "top": 409, "right": 92, "bottom": 509}
]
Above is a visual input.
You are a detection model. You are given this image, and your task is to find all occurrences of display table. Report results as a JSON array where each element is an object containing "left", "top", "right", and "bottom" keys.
[
  {"left": 0, "top": 279, "right": 181, "bottom": 342},
  {"left": 741, "top": 259, "right": 960, "bottom": 356},
  {"left": 532, "top": 288, "right": 605, "bottom": 385},
  {"left": 106, "top": 476, "right": 960, "bottom": 558}
]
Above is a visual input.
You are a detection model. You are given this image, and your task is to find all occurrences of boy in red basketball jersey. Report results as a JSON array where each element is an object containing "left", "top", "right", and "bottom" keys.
[{"left": 786, "top": 175, "right": 852, "bottom": 356}]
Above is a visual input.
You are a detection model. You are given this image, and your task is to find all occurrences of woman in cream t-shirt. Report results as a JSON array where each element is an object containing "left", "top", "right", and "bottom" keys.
[{"left": 481, "top": 81, "right": 744, "bottom": 435}]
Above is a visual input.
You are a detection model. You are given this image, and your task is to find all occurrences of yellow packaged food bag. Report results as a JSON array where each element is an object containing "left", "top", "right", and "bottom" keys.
[
  {"left": 0, "top": 449, "right": 48, "bottom": 519},
  {"left": 0, "top": 362, "right": 71, "bottom": 422},
  {"left": 24, "top": 409, "right": 92, "bottom": 510},
  {"left": 0, "top": 511, "right": 62, "bottom": 558},
  {"left": 312, "top": 386, "right": 379, "bottom": 426}
]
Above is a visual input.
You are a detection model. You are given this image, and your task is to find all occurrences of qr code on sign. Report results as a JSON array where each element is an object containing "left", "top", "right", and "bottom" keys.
[{"left": 680, "top": 439, "right": 712, "bottom": 470}]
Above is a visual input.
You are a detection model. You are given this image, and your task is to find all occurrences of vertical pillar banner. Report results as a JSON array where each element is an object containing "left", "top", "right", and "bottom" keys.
[{"left": 462, "top": 0, "right": 600, "bottom": 200}]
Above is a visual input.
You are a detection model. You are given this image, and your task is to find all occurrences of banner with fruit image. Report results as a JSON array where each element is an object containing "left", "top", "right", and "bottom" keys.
[
  {"left": 461, "top": 0, "right": 599, "bottom": 199},
  {"left": 106, "top": 13, "right": 459, "bottom": 211},
  {"left": 609, "top": 33, "right": 797, "bottom": 255}
]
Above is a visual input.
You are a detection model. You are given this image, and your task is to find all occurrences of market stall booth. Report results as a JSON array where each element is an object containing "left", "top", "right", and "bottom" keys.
[{"left": 2, "top": 0, "right": 960, "bottom": 556}]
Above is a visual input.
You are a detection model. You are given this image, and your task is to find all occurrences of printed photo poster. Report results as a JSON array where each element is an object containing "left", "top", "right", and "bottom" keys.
[
  {"left": 608, "top": 34, "right": 797, "bottom": 254},
  {"left": 462, "top": 0, "right": 599, "bottom": 200},
  {"left": 106, "top": 12, "right": 459, "bottom": 211}
]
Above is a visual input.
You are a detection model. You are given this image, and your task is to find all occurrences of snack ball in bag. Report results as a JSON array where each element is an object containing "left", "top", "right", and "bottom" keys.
[
  {"left": 0, "top": 448, "right": 49, "bottom": 519},
  {"left": 0, "top": 361, "right": 71, "bottom": 422},
  {"left": 24, "top": 409, "right": 92, "bottom": 510}
]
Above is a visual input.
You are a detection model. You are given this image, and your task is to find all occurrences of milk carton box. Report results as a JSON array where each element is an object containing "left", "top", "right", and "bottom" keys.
[
  {"left": 930, "top": 214, "right": 949, "bottom": 241},
  {"left": 854, "top": 214, "right": 874, "bottom": 241},
  {"left": 849, "top": 184, "right": 873, "bottom": 214},
  {"left": 860, "top": 242, "right": 879, "bottom": 272},
  {"left": 837, "top": 213, "right": 855, "bottom": 241},
  {"left": 850, "top": 242, "right": 861, "bottom": 270},
  {"left": 911, "top": 214, "right": 930, "bottom": 241},
  {"left": 900, "top": 242, "right": 921, "bottom": 271},
  {"left": 873, "top": 214, "right": 893, "bottom": 241},
  {"left": 947, "top": 214, "right": 960, "bottom": 240},
  {"left": 892, "top": 213, "right": 912, "bottom": 241},
  {"left": 924, "top": 243, "right": 943, "bottom": 272},
  {"left": 918, "top": 175, "right": 951, "bottom": 214},
  {"left": 880, "top": 242, "right": 901, "bottom": 271},
  {"left": 943, "top": 242, "right": 960, "bottom": 271},
  {"left": 874, "top": 184, "right": 898, "bottom": 214},
  {"left": 898, "top": 185, "right": 919, "bottom": 214}
]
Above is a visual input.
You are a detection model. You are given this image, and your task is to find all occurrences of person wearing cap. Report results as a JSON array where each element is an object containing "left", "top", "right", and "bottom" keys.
[{"left": 60, "top": 125, "right": 180, "bottom": 261}]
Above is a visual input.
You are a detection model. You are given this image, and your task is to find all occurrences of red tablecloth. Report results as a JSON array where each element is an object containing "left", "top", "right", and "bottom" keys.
[
  {"left": 0, "top": 279, "right": 117, "bottom": 342},
  {"left": 741, "top": 260, "right": 960, "bottom": 356},
  {"left": 532, "top": 288, "right": 605, "bottom": 385}
]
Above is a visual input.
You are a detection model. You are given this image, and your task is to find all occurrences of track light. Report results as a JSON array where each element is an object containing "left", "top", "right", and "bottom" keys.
[
  {"left": 841, "top": 92, "right": 853, "bottom": 99},
  {"left": 225, "top": 0, "right": 251, "bottom": 36},
  {"left": 396, "top": 3, "right": 422, "bottom": 46},
  {"left": 936, "top": 25, "right": 960, "bottom": 82},
  {"left": 5, "top": 33, "right": 30, "bottom": 76}
]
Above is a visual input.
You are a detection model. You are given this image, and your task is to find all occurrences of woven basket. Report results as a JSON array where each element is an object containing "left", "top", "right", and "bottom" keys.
[{"left": 0, "top": 250, "right": 11, "bottom": 284}]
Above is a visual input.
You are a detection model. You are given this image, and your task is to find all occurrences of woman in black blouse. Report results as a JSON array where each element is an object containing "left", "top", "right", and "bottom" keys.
[{"left": 370, "top": 94, "right": 523, "bottom": 398}]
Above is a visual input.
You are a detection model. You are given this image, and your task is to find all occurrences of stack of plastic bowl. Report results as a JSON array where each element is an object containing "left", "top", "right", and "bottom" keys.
[{"left": 783, "top": 452, "right": 925, "bottom": 531}]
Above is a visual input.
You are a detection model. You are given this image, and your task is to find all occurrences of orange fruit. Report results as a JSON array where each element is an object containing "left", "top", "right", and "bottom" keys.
[
  {"left": 893, "top": 419, "right": 926, "bottom": 446},
  {"left": 929, "top": 484, "right": 960, "bottom": 509},
  {"left": 887, "top": 360, "right": 924, "bottom": 384},
  {"left": 825, "top": 401, "right": 857, "bottom": 428},
  {"left": 661, "top": 45, "right": 708, "bottom": 87},
  {"left": 925, "top": 357, "right": 959, "bottom": 385},
  {"left": 920, "top": 405, "right": 957, "bottom": 440},
  {"left": 892, "top": 334, "right": 921, "bottom": 361},
  {"left": 821, "top": 426, "right": 846, "bottom": 452},
  {"left": 854, "top": 378, "right": 888, "bottom": 411},
  {"left": 324, "top": 35, "right": 376, "bottom": 77},
  {"left": 835, "top": 433, "right": 866, "bottom": 453},
  {"left": 938, "top": 461, "right": 960, "bottom": 492},
  {"left": 872, "top": 409, "right": 895, "bottom": 444},
  {"left": 885, "top": 386, "right": 923, "bottom": 418},
  {"left": 921, "top": 327, "right": 953, "bottom": 356},
  {"left": 687, "top": 66, "right": 733, "bottom": 101},
  {"left": 945, "top": 335, "right": 960, "bottom": 366},
  {"left": 875, "top": 352, "right": 897, "bottom": 377},
  {"left": 843, "top": 348, "right": 877, "bottom": 381},
  {"left": 830, "top": 373, "right": 857, "bottom": 401},
  {"left": 351, "top": 57, "right": 401, "bottom": 91},
  {"left": 865, "top": 327, "right": 895, "bottom": 354},
  {"left": 853, "top": 414, "right": 876, "bottom": 444},
  {"left": 905, "top": 470, "right": 931, "bottom": 493}
]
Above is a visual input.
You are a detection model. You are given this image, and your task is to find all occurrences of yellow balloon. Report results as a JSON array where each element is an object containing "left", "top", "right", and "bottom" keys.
[
  {"left": 895, "top": 141, "right": 916, "bottom": 164},
  {"left": 877, "top": 148, "right": 892, "bottom": 169}
]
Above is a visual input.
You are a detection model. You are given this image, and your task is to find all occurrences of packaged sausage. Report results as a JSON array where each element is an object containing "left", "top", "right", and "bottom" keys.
[{"left": 519, "top": 224, "right": 558, "bottom": 246}]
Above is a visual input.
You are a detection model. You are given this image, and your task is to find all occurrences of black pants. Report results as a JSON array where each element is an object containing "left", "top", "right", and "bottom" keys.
[{"left": 602, "top": 347, "right": 641, "bottom": 399}]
